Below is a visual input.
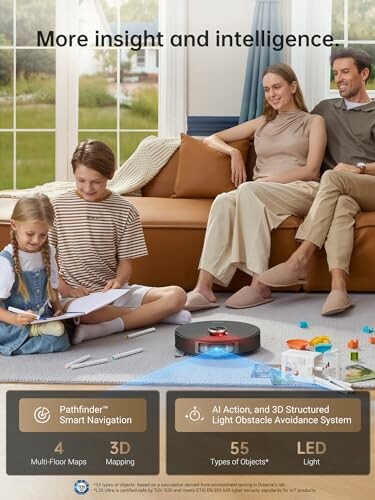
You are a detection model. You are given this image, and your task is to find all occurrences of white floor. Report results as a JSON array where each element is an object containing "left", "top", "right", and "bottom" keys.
[
  {"left": 0, "top": 292, "right": 374, "bottom": 387},
  {"left": 193, "top": 292, "right": 375, "bottom": 378}
]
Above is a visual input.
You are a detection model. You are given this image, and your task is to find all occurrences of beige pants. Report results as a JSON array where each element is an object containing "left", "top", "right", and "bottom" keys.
[
  {"left": 199, "top": 180, "right": 319, "bottom": 286},
  {"left": 296, "top": 170, "right": 375, "bottom": 273}
]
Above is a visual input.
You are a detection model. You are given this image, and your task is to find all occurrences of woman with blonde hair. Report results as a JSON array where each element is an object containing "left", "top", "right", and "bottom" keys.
[
  {"left": 185, "top": 63, "right": 327, "bottom": 310},
  {"left": 0, "top": 194, "right": 70, "bottom": 355}
]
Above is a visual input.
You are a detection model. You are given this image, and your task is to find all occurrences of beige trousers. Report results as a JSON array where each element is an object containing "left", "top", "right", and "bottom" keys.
[
  {"left": 199, "top": 180, "right": 319, "bottom": 286},
  {"left": 296, "top": 170, "right": 375, "bottom": 273}
]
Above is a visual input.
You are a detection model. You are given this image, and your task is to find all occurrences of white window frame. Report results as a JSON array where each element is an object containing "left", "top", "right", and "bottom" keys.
[
  {"left": 56, "top": 0, "right": 187, "bottom": 182},
  {"left": 55, "top": 0, "right": 79, "bottom": 182},
  {"left": 284, "top": 0, "right": 375, "bottom": 110},
  {"left": 158, "top": 0, "right": 187, "bottom": 137},
  {"left": 284, "top": 0, "right": 333, "bottom": 110}
]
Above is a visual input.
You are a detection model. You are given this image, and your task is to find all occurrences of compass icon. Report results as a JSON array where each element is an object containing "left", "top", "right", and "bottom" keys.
[{"left": 185, "top": 406, "right": 204, "bottom": 422}]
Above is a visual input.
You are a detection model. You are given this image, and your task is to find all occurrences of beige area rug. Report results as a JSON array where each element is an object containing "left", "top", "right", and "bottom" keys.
[{"left": 0, "top": 292, "right": 374, "bottom": 388}]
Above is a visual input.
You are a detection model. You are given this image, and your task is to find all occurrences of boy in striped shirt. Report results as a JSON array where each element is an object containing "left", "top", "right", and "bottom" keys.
[{"left": 50, "top": 140, "right": 190, "bottom": 344}]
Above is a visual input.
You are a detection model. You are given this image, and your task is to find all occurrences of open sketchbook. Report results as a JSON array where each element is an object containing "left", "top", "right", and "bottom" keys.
[
  {"left": 344, "top": 364, "right": 375, "bottom": 383},
  {"left": 31, "top": 289, "right": 129, "bottom": 324}
]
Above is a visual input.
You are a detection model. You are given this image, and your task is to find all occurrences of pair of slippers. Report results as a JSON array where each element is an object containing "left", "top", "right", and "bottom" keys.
[
  {"left": 185, "top": 287, "right": 353, "bottom": 316},
  {"left": 258, "top": 262, "right": 353, "bottom": 316},
  {"left": 185, "top": 287, "right": 273, "bottom": 312},
  {"left": 185, "top": 261, "right": 306, "bottom": 313}
]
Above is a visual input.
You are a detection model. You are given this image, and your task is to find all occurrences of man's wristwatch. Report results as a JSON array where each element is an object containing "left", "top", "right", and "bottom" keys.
[{"left": 356, "top": 162, "right": 367, "bottom": 174}]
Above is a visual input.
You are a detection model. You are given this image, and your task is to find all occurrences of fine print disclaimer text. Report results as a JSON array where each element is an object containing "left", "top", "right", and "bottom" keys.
[{"left": 91, "top": 481, "right": 317, "bottom": 495}]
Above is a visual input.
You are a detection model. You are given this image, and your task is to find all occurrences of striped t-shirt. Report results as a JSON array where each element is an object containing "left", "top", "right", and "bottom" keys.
[{"left": 50, "top": 190, "right": 148, "bottom": 291}]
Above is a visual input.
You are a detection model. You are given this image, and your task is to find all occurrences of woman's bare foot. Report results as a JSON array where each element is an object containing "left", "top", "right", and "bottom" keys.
[{"left": 191, "top": 286, "right": 217, "bottom": 303}]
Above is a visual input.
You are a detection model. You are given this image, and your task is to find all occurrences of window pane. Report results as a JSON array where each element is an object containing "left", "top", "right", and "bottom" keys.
[
  {"left": 0, "top": 49, "right": 13, "bottom": 128},
  {"left": 16, "top": 49, "right": 55, "bottom": 129},
  {"left": 0, "top": 133, "right": 13, "bottom": 189},
  {"left": 0, "top": 0, "right": 13, "bottom": 46},
  {"left": 16, "top": 0, "right": 55, "bottom": 47},
  {"left": 79, "top": 49, "right": 117, "bottom": 129},
  {"left": 79, "top": 0, "right": 116, "bottom": 47},
  {"left": 120, "top": 0, "right": 159, "bottom": 24},
  {"left": 118, "top": 0, "right": 159, "bottom": 130},
  {"left": 16, "top": 132, "right": 54, "bottom": 188},
  {"left": 120, "top": 132, "right": 149, "bottom": 164},
  {"left": 348, "top": 0, "right": 375, "bottom": 40},
  {"left": 120, "top": 49, "right": 158, "bottom": 129},
  {"left": 332, "top": 0, "right": 344, "bottom": 39},
  {"left": 78, "top": 132, "right": 117, "bottom": 165}
]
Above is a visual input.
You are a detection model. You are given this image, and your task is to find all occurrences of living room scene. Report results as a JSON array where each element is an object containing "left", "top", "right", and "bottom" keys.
[{"left": 0, "top": 0, "right": 374, "bottom": 390}]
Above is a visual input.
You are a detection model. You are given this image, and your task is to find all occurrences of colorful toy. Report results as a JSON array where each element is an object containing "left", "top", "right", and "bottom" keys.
[
  {"left": 298, "top": 321, "right": 309, "bottom": 328},
  {"left": 314, "top": 343, "right": 332, "bottom": 353},
  {"left": 287, "top": 339, "right": 309, "bottom": 350},
  {"left": 347, "top": 339, "right": 359, "bottom": 349},
  {"left": 347, "top": 339, "right": 359, "bottom": 361},
  {"left": 362, "top": 325, "right": 374, "bottom": 334},
  {"left": 309, "top": 335, "right": 331, "bottom": 346}
]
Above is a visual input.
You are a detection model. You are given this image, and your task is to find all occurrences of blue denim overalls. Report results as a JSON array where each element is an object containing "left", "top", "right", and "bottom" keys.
[{"left": 0, "top": 250, "right": 70, "bottom": 356}]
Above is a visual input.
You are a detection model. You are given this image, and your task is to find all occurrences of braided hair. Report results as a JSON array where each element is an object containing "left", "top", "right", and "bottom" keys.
[{"left": 10, "top": 194, "right": 56, "bottom": 302}]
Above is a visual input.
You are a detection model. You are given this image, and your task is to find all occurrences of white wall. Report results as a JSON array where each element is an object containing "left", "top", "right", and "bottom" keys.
[{"left": 187, "top": 0, "right": 254, "bottom": 116}]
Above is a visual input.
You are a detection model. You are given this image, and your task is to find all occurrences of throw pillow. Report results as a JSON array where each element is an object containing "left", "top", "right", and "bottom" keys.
[{"left": 174, "top": 133, "right": 250, "bottom": 198}]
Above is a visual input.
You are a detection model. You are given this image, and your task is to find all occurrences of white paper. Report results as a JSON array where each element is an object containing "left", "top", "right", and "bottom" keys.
[{"left": 31, "top": 289, "right": 129, "bottom": 324}]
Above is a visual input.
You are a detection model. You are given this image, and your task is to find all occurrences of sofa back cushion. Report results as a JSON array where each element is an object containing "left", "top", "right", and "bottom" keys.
[{"left": 173, "top": 133, "right": 250, "bottom": 198}]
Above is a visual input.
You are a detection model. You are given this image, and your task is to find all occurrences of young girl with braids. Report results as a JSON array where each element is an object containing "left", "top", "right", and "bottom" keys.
[{"left": 0, "top": 194, "right": 70, "bottom": 355}]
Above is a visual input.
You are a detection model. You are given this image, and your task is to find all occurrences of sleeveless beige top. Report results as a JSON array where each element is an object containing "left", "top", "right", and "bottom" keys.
[{"left": 252, "top": 110, "right": 314, "bottom": 180}]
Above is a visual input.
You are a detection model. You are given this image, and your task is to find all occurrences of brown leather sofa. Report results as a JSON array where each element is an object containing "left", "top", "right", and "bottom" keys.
[{"left": 1, "top": 140, "right": 375, "bottom": 292}]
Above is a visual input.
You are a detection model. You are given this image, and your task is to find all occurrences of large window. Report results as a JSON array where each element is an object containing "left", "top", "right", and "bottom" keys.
[
  {"left": 77, "top": 0, "right": 159, "bottom": 169},
  {"left": 0, "top": 0, "right": 168, "bottom": 189},
  {"left": 0, "top": 0, "right": 56, "bottom": 190}
]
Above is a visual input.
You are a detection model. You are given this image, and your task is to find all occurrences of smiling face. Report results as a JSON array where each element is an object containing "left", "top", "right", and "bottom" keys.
[
  {"left": 332, "top": 57, "right": 368, "bottom": 100},
  {"left": 11, "top": 220, "right": 49, "bottom": 253},
  {"left": 74, "top": 164, "right": 110, "bottom": 202},
  {"left": 263, "top": 72, "right": 298, "bottom": 112}
]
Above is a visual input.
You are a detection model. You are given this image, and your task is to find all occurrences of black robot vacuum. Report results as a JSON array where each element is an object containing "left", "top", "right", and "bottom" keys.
[{"left": 175, "top": 320, "right": 260, "bottom": 355}]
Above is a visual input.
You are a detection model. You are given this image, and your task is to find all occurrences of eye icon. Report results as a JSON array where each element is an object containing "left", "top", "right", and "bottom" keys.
[
  {"left": 185, "top": 406, "right": 204, "bottom": 422},
  {"left": 34, "top": 406, "right": 51, "bottom": 424}
]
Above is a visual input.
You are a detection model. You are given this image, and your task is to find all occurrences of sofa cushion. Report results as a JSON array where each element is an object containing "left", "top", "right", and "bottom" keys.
[
  {"left": 173, "top": 133, "right": 250, "bottom": 198},
  {"left": 124, "top": 196, "right": 212, "bottom": 228}
]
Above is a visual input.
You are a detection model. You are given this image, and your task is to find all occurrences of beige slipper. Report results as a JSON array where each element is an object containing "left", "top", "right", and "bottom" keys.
[
  {"left": 225, "top": 286, "right": 273, "bottom": 309},
  {"left": 257, "top": 262, "right": 307, "bottom": 287},
  {"left": 321, "top": 290, "right": 353, "bottom": 316},
  {"left": 185, "top": 291, "right": 220, "bottom": 312}
]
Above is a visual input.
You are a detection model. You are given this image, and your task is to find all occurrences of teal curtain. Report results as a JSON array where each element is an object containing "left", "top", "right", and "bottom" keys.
[{"left": 240, "top": 0, "right": 282, "bottom": 122}]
